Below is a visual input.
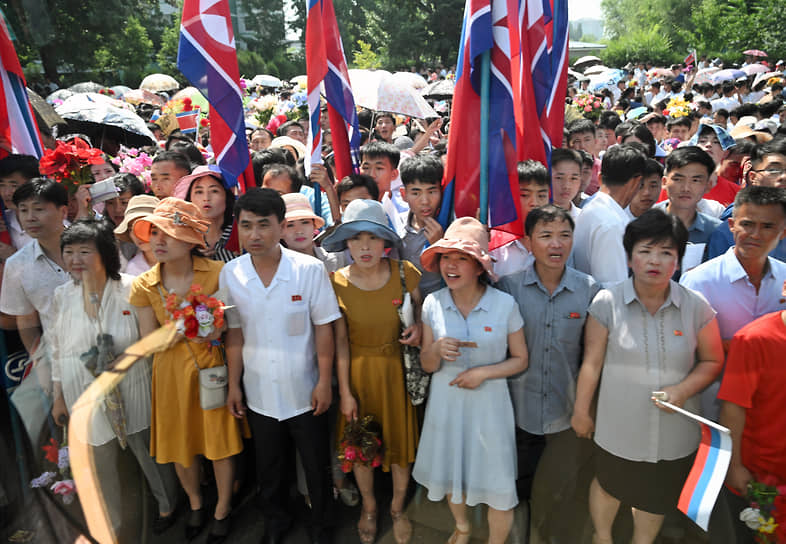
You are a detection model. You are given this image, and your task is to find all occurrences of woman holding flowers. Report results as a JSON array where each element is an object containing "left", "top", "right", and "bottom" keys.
[
  {"left": 412, "top": 217, "right": 528, "bottom": 544},
  {"left": 130, "top": 198, "right": 246, "bottom": 543}
]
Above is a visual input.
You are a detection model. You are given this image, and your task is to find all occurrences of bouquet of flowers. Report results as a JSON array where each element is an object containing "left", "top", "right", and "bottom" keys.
[
  {"left": 250, "top": 94, "right": 279, "bottom": 127},
  {"left": 111, "top": 146, "right": 153, "bottom": 188},
  {"left": 740, "top": 475, "right": 786, "bottom": 543},
  {"left": 572, "top": 94, "right": 604, "bottom": 121},
  {"left": 165, "top": 284, "right": 227, "bottom": 339},
  {"left": 663, "top": 96, "right": 692, "bottom": 119},
  {"left": 39, "top": 139, "right": 105, "bottom": 194},
  {"left": 337, "top": 415, "right": 384, "bottom": 473},
  {"left": 30, "top": 429, "right": 77, "bottom": 505}
]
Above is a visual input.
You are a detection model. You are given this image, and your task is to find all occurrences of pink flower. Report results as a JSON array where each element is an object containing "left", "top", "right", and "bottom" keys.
[
  {"left": 344, "top": 447, "right": 357, "bottom": 461},
  {"left": 584, "top": 106, "right": 592, "bottom": 112},
  {"left": 51, "top": 479, "right": 77, "bottom": 504},
  {"left": 372, "top": 456, "right": 381, "bottom": 468}
]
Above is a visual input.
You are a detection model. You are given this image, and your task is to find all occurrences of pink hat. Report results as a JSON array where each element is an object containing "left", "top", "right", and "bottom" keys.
[
  {"left": 420, "top": 217, "right": 497, "bottom": 281},
  {"left": 282, "top": 193, "right": 325, "bottom": 228}
]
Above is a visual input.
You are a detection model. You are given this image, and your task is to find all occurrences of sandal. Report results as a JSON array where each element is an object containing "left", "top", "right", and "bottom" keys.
[
  {"left": 358, "top": 508, "right": 378, "bottom": 544},
  {"left": 447, "top": 524, "right": 471, "bottom": 544},
  {"left": 390, "top": 509, "right": 412, "bottom": 544}
]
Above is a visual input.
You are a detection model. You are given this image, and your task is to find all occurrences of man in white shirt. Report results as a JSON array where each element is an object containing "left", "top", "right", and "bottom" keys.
[
  {"left": 0, "top": 154, "right": 40, "bottom": 251},
  {"left": 712, "top": 81, "right": 741, "bottom": 112},
  {"left": 223, "top": 188, "right": 341, "bottom": 544},
  {"left": 573, "top": 144, "right": 648, "bottom": 286}
]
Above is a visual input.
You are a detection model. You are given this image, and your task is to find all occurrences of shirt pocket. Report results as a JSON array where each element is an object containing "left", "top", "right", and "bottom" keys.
[
  {"left": 559, "top": 311, "right": 587, "bottom": 346},
  {"left": 285, "top": 301, "right": 308, "bottom": 336}
]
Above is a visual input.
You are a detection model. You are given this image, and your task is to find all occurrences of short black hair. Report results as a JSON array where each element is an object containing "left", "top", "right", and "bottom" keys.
[
  {"left": 168, "top": 141, "right": 206, "bottom": 166},
  {"left": 251, "top": 127, "right": 274, "bottom": 141},
  {"left": 185, "top": 174, "right": 236, "bottom": 229},
  {"left": 108, "top": 173, "right": 146, "bottom": 196},
  {"left": 234, "top": 187, "right": 286, "bottom": 222},
  {"left": 13, "top": 178, "right": 68, "bottom": 207},
  {"left": 644, "top": 113, "right": 667, "bottom": 126},
  {"left": 751, "top": 137, "right": 786, "bottom": 167},
  {"left": 715, "top": 108, "right": 729, "bottom": 119},
  {"left": 251, "top": 148, "right": 294, "bottom": 186},
  {"left": 517, "top": 160, "right": 549, "bottom": 186},
  {"left": 643, "top": 158, "right": 664, "bottom": 178},
  {"left": 621, "top": 124, "right": 657, "bottom": 157},
  {"left": 524, "top": 204, "right": 575, "bottom": 237},
  {"left": 600, "top": 144, "right": 647, "bottom": 187},
  {"left": 598, "top": 111, "right": 622, "bottom": 132},
  {"left": 261, "top": 164, "right": 302, "bottom": 193},
  {"left": 60, "top": 219, "right": 122, "bottom": 280},
  {"left": 577, "top": 150, "right": 594, "bottom": 167},
  {"left": 567, "top": 119, "right": 596, "bottom": 139},
  {"left": 0, "top": 154, "right": 40, "bottom": 180},
  {"left": 550, "top": 148, "right": 582, "bottom": 170},
  {"left": 336, "top": 174, "right": 380, "bottom": 201},
  {"left": 277, "top": 120, "right": 303, "bottom": 138},
  {"left": 400, "top": 154, "right": 443, "bottom": 187},
  {"left": 664, "top": 146, "right": 716, "bottom": 177},
  {"left": 666, "top": 117, "right": 692, "bottom": 130},
  {"left": 733, "top": 186, "right": 786, "bottom": 218},
  {"left": 623, "top": 208, "right": 688, "bottom": 264},
  {"left": 731, "top": 139, "right": 756, "bottom": 157},
  {"left": 360, "top": 141, "right": 400, "bottom": 168},
  {"left": 152, "top": 150, "right": 192, "bottom": 173},
  {"left": 375, "top": 112, "right": 395, "bottom": 123}
]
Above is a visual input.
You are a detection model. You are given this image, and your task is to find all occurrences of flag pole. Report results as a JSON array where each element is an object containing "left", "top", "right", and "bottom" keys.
[{"left": 479, "top": 49, "right": 491, "bottom": 225}]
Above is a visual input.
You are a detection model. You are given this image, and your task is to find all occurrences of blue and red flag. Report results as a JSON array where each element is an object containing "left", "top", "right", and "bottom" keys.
[
  {"left": 678, "top": 422, "right": 732, "bottom": 530},
  {"left": 0, "top": 8, "right": 43, "bottom": 160},
  {"left": 178, "top": 0, "right": 251, "bottom": 191},
  {"left": 305, "top": 0, "right": 361, "bottom": 181},
  {"left": 439, "top": 0, "right": 522, "bottom": 246},
  {"left": 175, "top": 108, "right": 200, "bottom": 134}
]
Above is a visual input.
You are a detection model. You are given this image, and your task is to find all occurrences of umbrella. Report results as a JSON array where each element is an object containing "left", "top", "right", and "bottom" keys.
[
  {"left": 393, "top": 72, "right": 428, "bottom": 90},
  {"left": 26, "top": 88, "right": 65, "bottom": 129},
  {"left": 55, "top": 93, "right": 156, "bottom": 148},
  {"left": 711, "top": 69, "right": 746, "bottom": 84},
  {"left": 421, "top": 79, "right": 455, "bottom": 100},
  {"left": 743, "top": 49, "right": 767, "bottom": 58},
  {"left": 588, "top": 69, "right": 625, "bottom": 92},
  {"left": 252, "top": 74, "right": 282, "bottom": 88},
  {"left": 742, "top": 63, "right": 769, "bottom": 76},
  {"left": 290, "top": 75, "right": 307, "bottom": 89},
  {"left": 752, "top": 71, "right": 783, "bottom": 91},
  {"left": 139, "top": 73, "right": 179, "bottom": 92},
  {"left": 567, "top": 69, "right": 584, "bottom": 81},
  {"left": 347, "top": 69, "right": 437, "bottom": 118},
  {"left": 573, "top": 55, "right": 601, "bottom": 68},
  {"left": 694, "top": 67, "right": 720, "bottom": 85},
  {"left": 69, "top": 81, "right": 106, "bottom": 94},
  {"left": 123, "top": 89, "right": 166, "bottom": 107},
  {"left": 46, "top": 89, "right": 73, "bottom": 104},
  {"left": 169, "top": 87, "right": 210, "bottom": 112},
  {"left": 583, "top": 65, "right": 610, "bottom": 76},
  {"left": 647, "top": 67, "right": 673, "bottom": 78},
  {"left": 110, "top": 85, "right": 132, "bottom": 98}
]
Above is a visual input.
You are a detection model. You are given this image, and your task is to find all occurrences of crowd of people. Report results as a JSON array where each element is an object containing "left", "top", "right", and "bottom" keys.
[{"left": 1, "top": 54, "right": 786, "bottom": 544}]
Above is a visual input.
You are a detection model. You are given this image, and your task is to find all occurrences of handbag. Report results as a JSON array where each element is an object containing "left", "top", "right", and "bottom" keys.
[
  {"left": 157, "top": 285, "right": 228, "bottom": 410},
  {"left": 396, "top": 260, "right": 430, "bottom": 406}
]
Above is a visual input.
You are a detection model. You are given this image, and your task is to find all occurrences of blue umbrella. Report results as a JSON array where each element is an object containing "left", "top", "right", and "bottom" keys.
[
  {"left": 711, "top": 69, "right": 746, "bottom": 84},
  {"left": 589, "top": 69, "right": 625, "bottom": 92}
]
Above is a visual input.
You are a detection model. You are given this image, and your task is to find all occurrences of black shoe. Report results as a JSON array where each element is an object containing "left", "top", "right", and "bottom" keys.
[
  {"left": 185, "top": 507, "right": 208, "bottom": 540},
  {"left": 152, "top": 510, "right": 179, "bottom": 535},
  {"left": 260, "top": 520, "right": 291, "bottom": 544},
  {"left": 206, "top": 514, "right": 232, "bottom": 544}
]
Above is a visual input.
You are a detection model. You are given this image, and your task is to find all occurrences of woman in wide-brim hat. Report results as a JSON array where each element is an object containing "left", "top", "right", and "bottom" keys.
[
  {"left": 129, "top": 197, "right": 248, "bottom": 543},
  {"left": 412, "top": 217, "right": 528, "bottom": 544},
  {"left": 327, "top": 199, "right": 421, "bottom": 544}
]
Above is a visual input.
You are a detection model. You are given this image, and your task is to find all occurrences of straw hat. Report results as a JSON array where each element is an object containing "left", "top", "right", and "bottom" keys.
[
  {"left": 132, "top": 197, "right": 210, "bottom": 248},
  {"left": 113, "top": 195, "right": 159, "bottom": 242},
  {"left": 282, "top": 193, "right": 325, "bottom": 228},
  {"left": 269, "top": 136, "right": 306, "bottom": 160},
  {"left": 420, "top": 217, "right": 496, "bottom": 281},
  {"left": 321, "top": 199, "right": 400, "bottom": 251}
]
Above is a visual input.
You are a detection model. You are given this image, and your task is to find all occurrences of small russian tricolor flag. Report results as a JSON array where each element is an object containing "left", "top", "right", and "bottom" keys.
[
  {"left": 176, "top": 109, "right": 200, "bottom": 134},
  {"left": 654, "top": 398, "right": 732, "bottom": 531}
]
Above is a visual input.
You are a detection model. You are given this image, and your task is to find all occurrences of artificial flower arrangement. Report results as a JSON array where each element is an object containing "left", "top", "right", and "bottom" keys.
[
  {"left": 165, "top": 284, "right": 227, "bottom": 339},
  {"left": 30, "top": 429, "right": 77, "bottom": 505},
  {"left": 662, "top": 96, "right": 692, "bottom": 118},
  {"left": 111, "top": 146, "right": 153, "bottom": 188},
  {"left": 739, "top": 475, "right": 786, "bottom": 543},
  {"left": 572, "top": 94, "right": 604, "bottom": 121},
  {"left": 39, "top": 139, "right": 105, "bottom": 194},
  {"left": 337, "top": 415, "right": 384, "bottom": 473}
]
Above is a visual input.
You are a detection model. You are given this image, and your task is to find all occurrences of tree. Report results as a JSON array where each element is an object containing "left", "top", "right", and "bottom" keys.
[
  {"left": 94, "top": 17, "right": 154, "bottom": 86},
  {"left": 352, "top": 40, "right": 382, "bottom": 69}
]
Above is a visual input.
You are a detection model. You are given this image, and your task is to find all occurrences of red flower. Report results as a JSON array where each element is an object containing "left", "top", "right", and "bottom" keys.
[
  {"left": 392, "top": 299, "right": 402, "bottom": 306},
  {"left": 42, "top": 438, "right": 59, "bottom": 464},
  {"left": 200, "top": 118, "right": 209, "bottom": 127}
]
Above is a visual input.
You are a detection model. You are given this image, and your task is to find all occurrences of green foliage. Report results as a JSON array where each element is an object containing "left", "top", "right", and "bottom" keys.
[
  {"left": 601, "top": 25, "right": 679, "bottom": 67},
  {"left": 94, "top": 17, "right": 154, "bottom": 86},
  {"left": 352, "top": 40, "right": 383, "bottom": 70}
]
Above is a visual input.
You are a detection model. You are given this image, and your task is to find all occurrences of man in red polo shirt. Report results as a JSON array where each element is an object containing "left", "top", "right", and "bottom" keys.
[{"left": 711, "top": 298, "right": 786, "bottom": 542}]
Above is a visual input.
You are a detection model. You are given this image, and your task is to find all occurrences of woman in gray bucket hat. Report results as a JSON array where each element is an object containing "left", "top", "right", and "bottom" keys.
[{"left": 326, "top": 199, "right": 421, "bottom": 544}]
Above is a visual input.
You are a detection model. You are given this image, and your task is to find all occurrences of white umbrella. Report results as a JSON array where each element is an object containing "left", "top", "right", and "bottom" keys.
[
  {"left": 252, "top": 74, "right": 282, "bottom": 88},
  {"left": 694, "top": 67, "right": 720, "bottom": 85},
  {"left": 742, "top": 63, "right": 770, "bottom": 76},
  {"left": 393, "top": 72, "right": 428, "bottom": 90},
  {"left": 752, "top": 71, "right": 782, "bottom": 91},
  {"left": 290, "top": 75, "right": 307, "bottom": 89},
  {"left": 583, "top": 65, "right": 610, "bottom": 76},
  {"left": 573, "top": 55, "right": 601, "bottom": 68},
  {"left": 347, "top": 69, "right": 437, "bottom": 118},
  {"left": 139, "top": 74, "right": 179, "bottom": 92}
]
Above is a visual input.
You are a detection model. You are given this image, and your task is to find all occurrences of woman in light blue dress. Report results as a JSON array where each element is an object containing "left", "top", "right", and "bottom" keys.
[{"left": 413, "top": 218, "right": 528, "bottom": 544}]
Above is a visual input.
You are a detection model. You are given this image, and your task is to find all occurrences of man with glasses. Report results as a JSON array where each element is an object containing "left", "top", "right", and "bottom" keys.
[{"left": 705, "top": 137, "right": 786, "bottom": 262}]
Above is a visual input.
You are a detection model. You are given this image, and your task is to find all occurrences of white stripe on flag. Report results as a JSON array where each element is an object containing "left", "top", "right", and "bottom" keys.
[{"left": 695, "top": 430, "right": 731, "bottom": 530}]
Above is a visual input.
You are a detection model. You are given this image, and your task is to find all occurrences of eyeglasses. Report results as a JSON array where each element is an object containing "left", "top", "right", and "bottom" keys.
[{"left": 752, "top": 168, "right": 786, "bottom": 176}]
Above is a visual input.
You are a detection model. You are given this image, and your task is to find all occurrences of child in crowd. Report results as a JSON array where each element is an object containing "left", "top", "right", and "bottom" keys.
[
  {"left": 490, "top": 160, "right": 550, "bottom": 278},
  {"left": 336, "top": 174, "right": 380, "bottom": 215},
  {"left": 397, "top": 154, "right": 445, "bottom": 298},
  {"left": 549, "top": 149, "right": 583, "bottom": 220}
]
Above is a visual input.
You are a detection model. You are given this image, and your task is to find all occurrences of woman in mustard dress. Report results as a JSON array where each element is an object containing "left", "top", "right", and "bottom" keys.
[
  {"left": 129, "top": 198, "right": 246, "bottom": 543},
  {"left": 322, "top": 199, "right": 422, "bottom": 544}
]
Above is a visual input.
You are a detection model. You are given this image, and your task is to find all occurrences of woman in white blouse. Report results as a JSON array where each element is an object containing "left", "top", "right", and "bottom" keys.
[
  {"left": 50, "top": 219, "right": 178, "bottom": 534},
  {"left": 571, "top": 209, "right": 724, "bottom": 544}
]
